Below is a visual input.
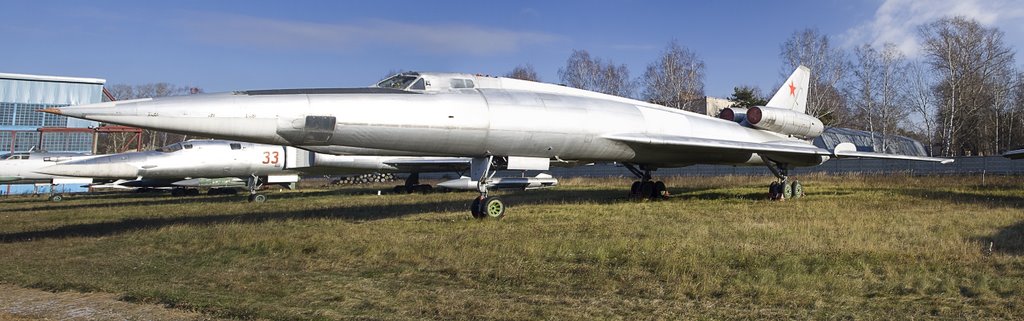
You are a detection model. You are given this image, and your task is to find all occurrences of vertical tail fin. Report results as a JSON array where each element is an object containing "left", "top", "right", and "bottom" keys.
[{"left": 766, "top": 65, "right": 810, "bottom": 113}]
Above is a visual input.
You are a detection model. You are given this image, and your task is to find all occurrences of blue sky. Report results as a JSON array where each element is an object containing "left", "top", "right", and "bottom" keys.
[{"left": 2, "top": 0, "right": 1023, "bottom": 98}]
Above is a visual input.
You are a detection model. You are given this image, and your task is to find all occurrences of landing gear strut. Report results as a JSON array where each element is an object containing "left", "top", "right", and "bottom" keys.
[
  {"left": 246, "top": 174, "right": 266, "bottom": 203},
  {"left": 624, "top": 163, "right": 667, "bottom": 200},
  {"left": 393, "top": 172, "right": 433, "bottom": 194},
  {"left": 468, "top": 156, "right": 505, "bottom": 219},
  {"left": 46, "top": 183, "right": 63, "bottom": 202},
  {"left": 765, "top": 160, "right": 803, "bottom": 200}
]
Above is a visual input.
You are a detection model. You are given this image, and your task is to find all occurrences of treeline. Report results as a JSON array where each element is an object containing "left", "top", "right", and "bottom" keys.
[{"left": 505, "top": 16, "right": 1022, "bottom": 157}]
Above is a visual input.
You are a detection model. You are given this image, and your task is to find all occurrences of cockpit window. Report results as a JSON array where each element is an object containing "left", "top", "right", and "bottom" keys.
[
  {"left": 410, "top": 78, "right": 426, "bottom": 90},
  {"left": 183, "top": 144, "right": 193, "bottom": 149},
  {"left": 230, "top": 143, "right": 242, "bottom": 150},
  {"left": 158, "top": 143, "right": 184, "bottom": 153},
  {"left": 450, "top": 78, "right": 475, "bottom": 89},
  {"left": 2, "top": 153, "right": 30, "bottom": 160},
  {"left": 376, "top": 75, "right": 420, "bottom": 90}
]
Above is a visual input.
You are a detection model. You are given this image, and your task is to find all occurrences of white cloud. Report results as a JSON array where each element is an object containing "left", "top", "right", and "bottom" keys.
[
  {"left": 182, "top": 13, "right": 560, "bottom": 55},
  {"left": 842, "top": 0, "right": 1024, "bottom": 56}
]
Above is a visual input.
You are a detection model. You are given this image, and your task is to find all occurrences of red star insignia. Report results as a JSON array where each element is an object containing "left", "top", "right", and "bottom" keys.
[{"left": 788, "top": 81, "right": 796, "bottom": 96}]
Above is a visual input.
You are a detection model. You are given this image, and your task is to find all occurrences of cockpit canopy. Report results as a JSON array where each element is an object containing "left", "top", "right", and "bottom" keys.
[
  {"left": 0, "top": 153, "right": 30, "bottom": 160},
  {"left": 157, "top": 142, "right": 195, "bottom": 153},
  {"left": 374, "top": 72, "right": 478, "bottom": 92}
]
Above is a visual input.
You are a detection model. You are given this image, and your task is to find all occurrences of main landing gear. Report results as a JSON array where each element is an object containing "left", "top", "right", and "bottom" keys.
[
  {"left": 246, "top": 174, "right": 267, "bottom": 203},
  {"left": 393, "top": 172, "right": 433, "bottom": 194},
  {"left": 624, "top": 163, "right": 668, "bottom": 200},
  {"left": 468, "top": 156, "right": 505, "bottom": 219},
  {"left": 46, "top": 184, "right": 64, "bottom": 202},
  {"left": 765, "top": 160, "right": 803, "bottom": 201}
]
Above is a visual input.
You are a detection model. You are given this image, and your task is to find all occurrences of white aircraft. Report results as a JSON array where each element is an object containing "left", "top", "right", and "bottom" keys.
[
  {"left": 36, "top": 139, "right": 558, "bottom": 202},
  {"left": 0, "top": 150, "right": 97, "bottom": 201},
  {"left": 44, "top": 66, "right": 952, "bottom": 218}
]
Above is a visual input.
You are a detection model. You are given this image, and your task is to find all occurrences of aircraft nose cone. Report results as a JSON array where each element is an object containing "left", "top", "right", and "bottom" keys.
[{"left": 36, "top": 98, "right": 153, "bottom": 119}]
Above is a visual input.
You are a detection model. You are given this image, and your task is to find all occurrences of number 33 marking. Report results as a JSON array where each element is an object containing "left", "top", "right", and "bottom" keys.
[{"left": 262, "top": 151, "right": 280, "bottom": 164}]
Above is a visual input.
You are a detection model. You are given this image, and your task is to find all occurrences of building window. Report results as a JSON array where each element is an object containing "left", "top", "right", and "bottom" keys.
[
  {"left": 0, "top": 103, "right": 68, "bottom": 127},
  {"left": 0, "top": 103, "right": 14, "bottom": 126},
  {"left": 13, "top": 132, "right": 40, "bottom": 152},
  {"left": 41, "top": 132, "right": 93, "bottom": 152},
  {"left": 0, "top": 132, "right": 11, "bottom": 150},
  {"left": 43, "top": 112, "right": 69, "bottom": 127}
]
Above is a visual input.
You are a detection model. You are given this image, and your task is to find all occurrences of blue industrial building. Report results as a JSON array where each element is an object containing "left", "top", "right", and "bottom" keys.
[{"left": 1, "top": 72, "right": 106, "bottom": 194}]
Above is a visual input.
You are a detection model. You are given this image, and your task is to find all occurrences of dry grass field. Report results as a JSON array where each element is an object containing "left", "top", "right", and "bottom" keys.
[{"left": 0, "top": 174, "right": 1022, "bottom": 320}]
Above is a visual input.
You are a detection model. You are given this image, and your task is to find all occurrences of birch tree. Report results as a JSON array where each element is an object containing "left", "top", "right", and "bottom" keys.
[{"left": 640, "top": 40, "right": 705, "bottom": 112}]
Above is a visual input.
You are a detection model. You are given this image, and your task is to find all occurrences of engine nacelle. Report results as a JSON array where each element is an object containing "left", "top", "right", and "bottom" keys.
[
  {"left": 746, "top": 106, "right": 824, "bottom": 139},
  {"left": 718, "top": 107, "right": 747, "bottom": 123}
]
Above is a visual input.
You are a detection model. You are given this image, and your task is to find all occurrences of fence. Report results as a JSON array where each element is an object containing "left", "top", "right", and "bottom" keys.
[{"left": 544, "top": 156, "right": 1024, "bottom": 178}]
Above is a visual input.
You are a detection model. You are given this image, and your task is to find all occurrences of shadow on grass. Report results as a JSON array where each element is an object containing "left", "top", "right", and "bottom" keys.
[
  {"left": 7, "top": 188, "right": 415, "bottom": 212},
  {"left": 899, "top": 189, "right": 1024, "bottom": 210},
  {"left": 0, "top": 188, "right": 646, "bottom": 243},
  {"left": 0, "top": 198, "right": 471, "bottom": 243},
  {"left": 976, "top": 220, "right": 1024, "bottom": 256}
]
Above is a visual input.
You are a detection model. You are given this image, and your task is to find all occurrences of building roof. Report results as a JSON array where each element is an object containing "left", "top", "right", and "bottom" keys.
[{"left": 0, "top": 72, "right": 105, "bottom": 85}]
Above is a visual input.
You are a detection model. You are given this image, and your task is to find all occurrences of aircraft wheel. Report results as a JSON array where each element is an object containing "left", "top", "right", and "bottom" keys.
[
  {"left": 629, "top": 181, "right": 641, "bottom": 197},
  {"left": 640, "top": 181, "right": 655, "bottom": 200},
  {"left": 768, "top": 182, "right": 779, "bottom": 200},
  {"left": 781, "top": 181, "right": 794, "bottom": 200},
  {"left": 248, "top": 194, "right": 267, "bottom": 203},
  {"left": 483, "top": 196, "right": 506, "bottom": 219},
  {"left": 49, "top": 194, "right": 63, "bottom": 202},
  {"left": 653, "top": 181, "right": 667, "bottom": 199},
  {"left": 791, "top": 180, "right": 803, "bottom": 198},
  {"left": 470, "top": 197, "right": 484, "bottom": 219}
]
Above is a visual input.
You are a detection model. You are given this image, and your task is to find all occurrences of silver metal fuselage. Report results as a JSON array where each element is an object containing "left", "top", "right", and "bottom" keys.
[
  {"left": 62, "top": 85, "right": 823, "bottom": 168},
  {"left": 36, "top": 140, "right": 469, "bottom": 180},
  {"left": 0, "top": 152, "right": 96, "bottom": 185}
]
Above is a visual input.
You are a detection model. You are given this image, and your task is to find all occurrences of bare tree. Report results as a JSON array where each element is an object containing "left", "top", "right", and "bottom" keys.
[
  {"left": 505, "top": 64, "right": 540, "bottom": 82},
  {"left": 779, "top": 29, "right": 850, "bottom": 125},
  {"left": 918, "top": 16, "right": 1015, "bottom": 156},
  {"left": 1008, "top": 71, "right": 1024, "bottom": 151},
  {"left": 557, "top": 49, "right": 635, "bottom": 97},
  {"left": 640, "top": 40, "right": 705, "bottom": 112},
  {"left": 906, "top": 61, "right": 939, "bottom": 155},
  {"left": 848, "top": 43, "right": 910, "bottom": 153},
  {"left": 100, "top": 83, "right": 197, "bottom": 153}
]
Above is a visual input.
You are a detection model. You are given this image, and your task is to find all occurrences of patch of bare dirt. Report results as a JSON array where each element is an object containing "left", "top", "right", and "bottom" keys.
[{"left": 0, "top": 284, "right": 221, "bottom": 321}]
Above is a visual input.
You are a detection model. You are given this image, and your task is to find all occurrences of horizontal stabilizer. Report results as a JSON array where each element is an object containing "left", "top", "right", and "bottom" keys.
[
  {"left": 1003, "top": 149, "right": 1024, "bottom": 160},
  {"left": 832, "top": 143, "right": 953, "bottom": 163}
]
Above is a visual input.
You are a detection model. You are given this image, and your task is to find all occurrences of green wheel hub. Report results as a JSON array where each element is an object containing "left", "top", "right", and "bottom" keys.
[{"left": 485, "top": 197, "right": 505, "bottom": 219}]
